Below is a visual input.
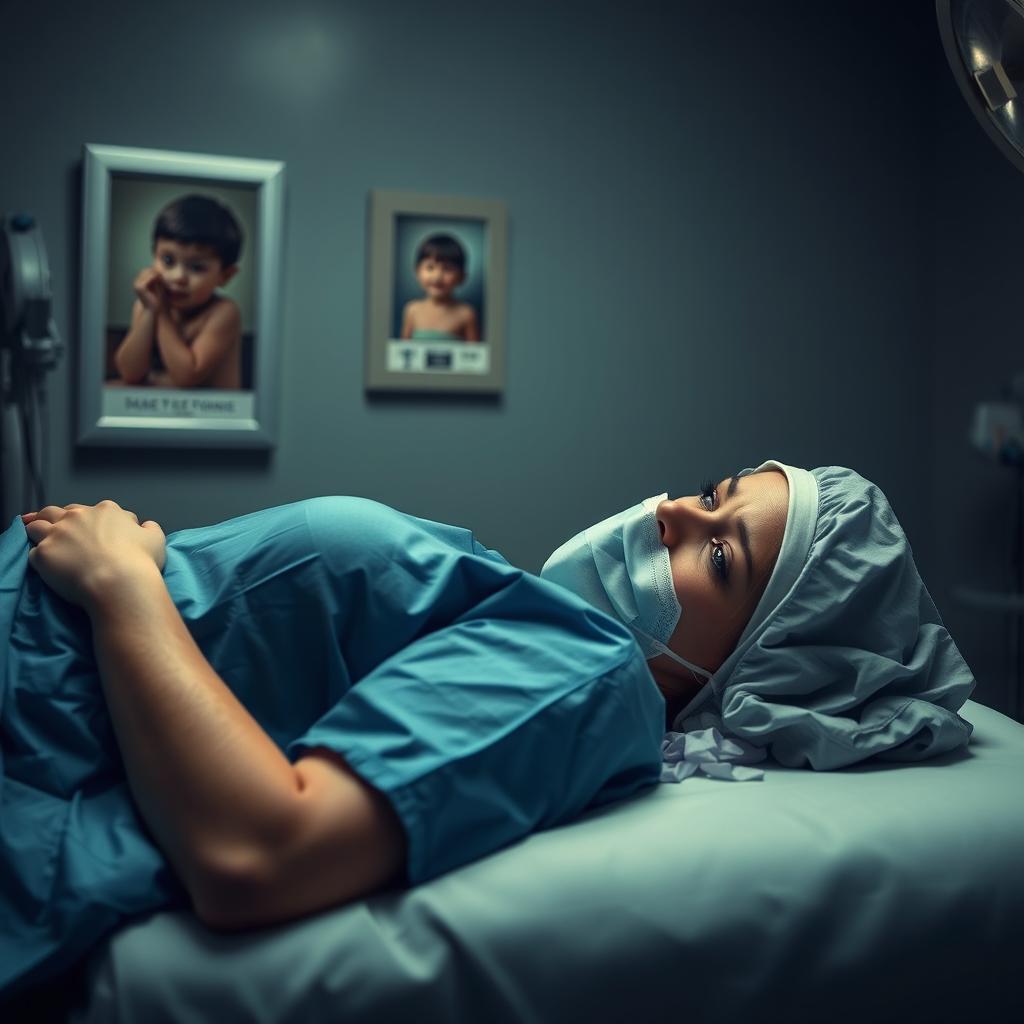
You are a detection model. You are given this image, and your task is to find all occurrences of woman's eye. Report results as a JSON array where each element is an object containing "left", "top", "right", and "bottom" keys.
[
  {"left": 711, "top": 543, "right": 728, "bottom": 579},
  {"left": 698, "top": 479, "right": 717, "bottom": 511}
]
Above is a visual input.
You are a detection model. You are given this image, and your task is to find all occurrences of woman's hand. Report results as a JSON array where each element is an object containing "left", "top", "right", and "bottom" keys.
[{"left": 22, "top": 501, "right": 166, "bottom": 610}]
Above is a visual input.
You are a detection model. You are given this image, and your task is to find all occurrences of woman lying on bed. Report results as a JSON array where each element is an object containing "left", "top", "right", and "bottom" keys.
[{"left": 0, "top": 461, "right": 975, "bottom": 1000}]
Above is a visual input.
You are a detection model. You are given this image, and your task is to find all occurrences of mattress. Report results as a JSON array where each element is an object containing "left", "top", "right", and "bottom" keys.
[{"left": 72, "top": 698, "right": 1024, "bottom": 1024}]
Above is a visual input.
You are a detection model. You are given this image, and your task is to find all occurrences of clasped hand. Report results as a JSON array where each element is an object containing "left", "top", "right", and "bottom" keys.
[
  {"left": 133, "top": 267, "right": 168, "bottom": 311},
  {"left": 22, "top": 500, "right": 166, "bottom": 609}
]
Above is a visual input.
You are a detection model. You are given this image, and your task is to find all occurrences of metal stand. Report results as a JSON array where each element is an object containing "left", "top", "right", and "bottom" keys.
[
  {"left": 0, "top": 213, "right": 62, "bottom": 523},
  {"left": 1, "top": 345, "right": 51, "bottom": 523}
]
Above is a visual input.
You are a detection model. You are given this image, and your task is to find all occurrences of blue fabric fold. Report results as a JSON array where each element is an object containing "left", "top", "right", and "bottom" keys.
[{"left": 0, "top": 499, "right": 665, "bottom": 998}]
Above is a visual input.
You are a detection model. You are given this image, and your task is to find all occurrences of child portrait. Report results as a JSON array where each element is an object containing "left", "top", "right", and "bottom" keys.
[
  {"left": 77, "top": 144, "right": 285, "bottom": 449},
  {"left": 393, "top": 222, "right": 485, "bottom": 343},
  {"left": 104, "top": 184, "right": 256, "bottom": 391},
  {"left": 366, "top": 190, "right": 506, "bottom": 394}
]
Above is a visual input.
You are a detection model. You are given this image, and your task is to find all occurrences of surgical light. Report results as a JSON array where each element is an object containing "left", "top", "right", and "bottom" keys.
[{"left": 937, "top": 0, "right": 1024, "bottom": 175}]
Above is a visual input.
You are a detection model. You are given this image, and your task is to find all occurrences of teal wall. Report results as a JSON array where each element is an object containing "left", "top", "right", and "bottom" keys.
[{"left": 4, "top": 2, "right": 1012, "bottom": 710}]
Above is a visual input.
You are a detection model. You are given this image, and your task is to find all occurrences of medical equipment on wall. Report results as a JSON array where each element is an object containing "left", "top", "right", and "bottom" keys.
[
  {"left": 0, "top": 213, "right": 63, "bottom": 524},
  {"left": 969, "top": 390, "right": 1024, "bottom": 466},
  {"left": 936, "top": 0, "right": 1024, "bottom": 175},
  {"left": 937, "top": 0, "right": 1024, "bottom": 465},
  {"left": 939, "top": 0, "right": 1024, "bottom": 466},
  {"left": 937, "top": 0, "right": 1024, "bottom": 720}
]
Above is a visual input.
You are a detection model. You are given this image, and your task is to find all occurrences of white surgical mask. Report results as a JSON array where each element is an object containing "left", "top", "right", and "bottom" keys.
[{"left": 540, "top": 493, "right": 713, "bottom": 684}]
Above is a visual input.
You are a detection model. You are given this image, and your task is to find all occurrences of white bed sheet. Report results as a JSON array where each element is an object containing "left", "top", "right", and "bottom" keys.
[{"left": 74, "top": 698, "right": 1024, "bottom": 1023}]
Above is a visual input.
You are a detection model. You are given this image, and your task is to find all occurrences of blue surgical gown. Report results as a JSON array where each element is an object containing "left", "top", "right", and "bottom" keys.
[{"left": 0, "top": 497, "right": 665, "bottom": 996}]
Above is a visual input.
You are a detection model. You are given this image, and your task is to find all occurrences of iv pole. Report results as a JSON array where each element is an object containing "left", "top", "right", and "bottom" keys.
[{"left": 0, "top": 213, "right": 63, "bottom": 523}]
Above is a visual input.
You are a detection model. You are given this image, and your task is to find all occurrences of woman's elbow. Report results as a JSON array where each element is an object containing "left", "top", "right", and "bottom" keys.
[
  {"left": 189, "top": 848, "right": 277, "bottom": 932},
  {"left": 192, "top": 888, "right": 256, "bottom": 933}
]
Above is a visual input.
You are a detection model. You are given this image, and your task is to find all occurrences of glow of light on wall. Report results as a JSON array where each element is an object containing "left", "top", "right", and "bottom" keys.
[{"left": 243, "top": 18, "right": 345, "bottom": 102}]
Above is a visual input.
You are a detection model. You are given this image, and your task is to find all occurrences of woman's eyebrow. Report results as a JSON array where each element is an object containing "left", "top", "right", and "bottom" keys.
[
  {"left": 738, "top": 520, "right": 753, "bottom": 587},
  {"left": 725, "top": 475, "right": 754, "bottom": 586}
]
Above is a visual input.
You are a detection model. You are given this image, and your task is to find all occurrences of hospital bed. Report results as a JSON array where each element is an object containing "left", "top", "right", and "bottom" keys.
[{"left": 67, "top": 697, "right": 1022, "bottom": 1023}]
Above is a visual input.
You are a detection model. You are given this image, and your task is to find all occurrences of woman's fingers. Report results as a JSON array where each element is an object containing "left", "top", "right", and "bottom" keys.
[
  {"left": 24, "top": 518, "right": 54, "bottom": 543},
  {"left": 21, "top": 502, "right": 144, "bottom": 538},
  {"left": 22, "top": 502, "right": 139, "bottom": 519},
  {"left": 24, "top": 505, "right": 80, "bottom": 543},
  {"left": 22, "top": 505, "right": 69, "bottom": 526},
  {"left": 22, "top": 504, "right": 78, "bottom": 530}
]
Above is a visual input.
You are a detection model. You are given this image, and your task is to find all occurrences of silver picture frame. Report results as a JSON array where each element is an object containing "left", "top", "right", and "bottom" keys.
[
  {"left": 77, "top": 143, "right": 285, "bottom": 448},
  {"left": 366, "top": 189, "right": 507, "bottom": 394}
]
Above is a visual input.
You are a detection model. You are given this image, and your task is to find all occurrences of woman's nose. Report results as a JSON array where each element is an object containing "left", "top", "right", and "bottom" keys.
[{"left": 656, "top": 496, "right": 715, "bottom": 546}]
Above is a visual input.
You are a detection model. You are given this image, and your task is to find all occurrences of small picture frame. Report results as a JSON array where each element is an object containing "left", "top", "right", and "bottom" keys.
[
  {"left": 77, "top": 143, "right": 286, "bottom": 448},
  {"left": 366, "top": 190, "right": 507, "bottom": 394}
]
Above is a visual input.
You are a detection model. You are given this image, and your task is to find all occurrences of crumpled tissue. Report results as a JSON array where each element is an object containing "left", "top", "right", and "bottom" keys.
[{"left": 660, "top": 712, "right": 768, "bottom": 782}]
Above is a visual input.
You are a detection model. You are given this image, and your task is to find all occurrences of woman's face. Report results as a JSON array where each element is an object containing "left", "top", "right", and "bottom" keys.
[{"left": 651, "top": 468, "right": 789, "bottom": 703}]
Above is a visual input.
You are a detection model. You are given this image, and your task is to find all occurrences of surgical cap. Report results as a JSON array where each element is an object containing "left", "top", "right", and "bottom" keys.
[{"left": 673, "top": 462, "right": 976, "bottom": 770}]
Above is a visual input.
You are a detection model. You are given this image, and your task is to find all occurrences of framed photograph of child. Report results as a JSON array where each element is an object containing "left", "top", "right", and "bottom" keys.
[
  {"left": 77, "top": 143, "right": 285, "bottom": 448},
  {"left": 366, "top": 190, "right": 507, "bottom": 394}
]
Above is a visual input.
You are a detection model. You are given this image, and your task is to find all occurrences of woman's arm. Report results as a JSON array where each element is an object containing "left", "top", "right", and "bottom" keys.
[{"left": 23, "top": 503, "right": 406, "bottom": 929}]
